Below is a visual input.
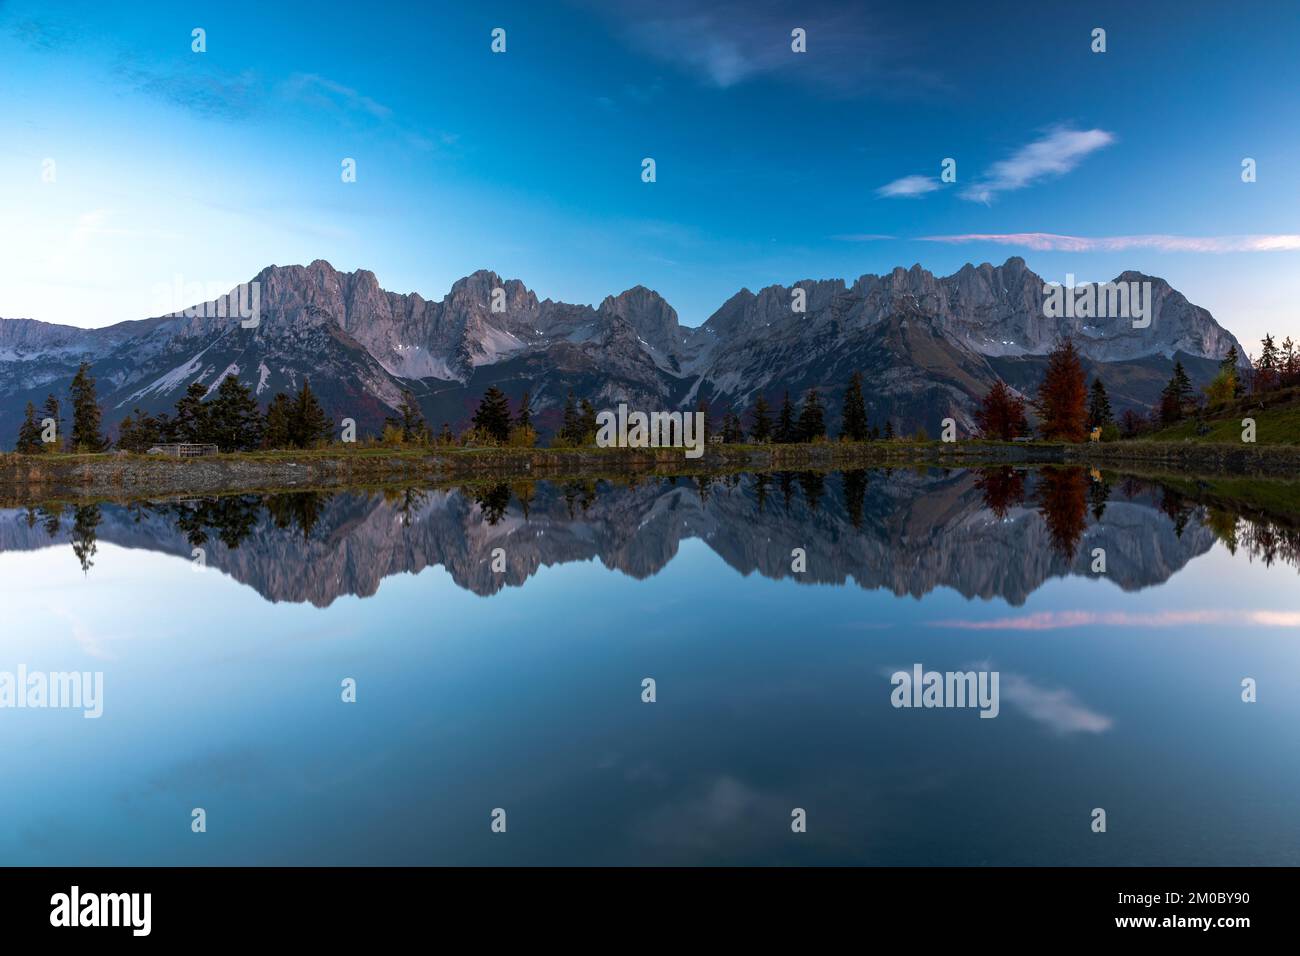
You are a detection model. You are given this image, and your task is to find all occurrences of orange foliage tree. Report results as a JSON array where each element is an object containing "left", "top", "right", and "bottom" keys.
[
  {"left": 974, "top": 380, "right": 1029, "bottom": 441},
  {"left": 1034, "top": 340, "right": 1088, "bottom": 442}
]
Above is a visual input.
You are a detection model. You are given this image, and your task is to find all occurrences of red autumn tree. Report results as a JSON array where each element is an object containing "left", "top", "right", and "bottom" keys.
[
  {"left": 1034, "top": 339, "right": 1089, "bottom": 442},
  {"left": 974, "top": 466, "right": 1027, "bottom": 518},
  {"left": 974, "top": 380, "right": 1029, "bottom": 441},
  {"left": 1037, "top": 466, "right": 1090, "bottom": 559}
]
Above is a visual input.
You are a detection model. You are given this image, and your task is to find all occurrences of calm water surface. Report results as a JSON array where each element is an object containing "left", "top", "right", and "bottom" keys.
[{"left": 1, "top": 466, "right": 1297, "bottom": 865}]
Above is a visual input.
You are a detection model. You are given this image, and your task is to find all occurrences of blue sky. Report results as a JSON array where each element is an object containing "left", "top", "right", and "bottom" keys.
[{"left": 1, "top": 0, "right": 1298, "bottom": 349}]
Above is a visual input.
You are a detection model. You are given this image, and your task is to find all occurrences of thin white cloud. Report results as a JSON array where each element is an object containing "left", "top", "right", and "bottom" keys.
[
  {"left": 922, "top": 232, "right": 1300, "bottom": 253},
  {"left": 876, "top": 175, "right": 940, "bottom": 198},
  {"left": 281, "top": 73, "right": 393, "bottom": 120},
  {"left": 588, "top": 0, "right": 943, "bottom": 96},
  {"left": 878, "top": 663, "right": 1112, "bottom": 734},
  {"left": 930, "top": 609, "right": 1300, "bottom": 631},
  {"left": 960, "top": 126, "right": 1115, "bottom": 203},
  {"left": 1000, "top": 674, "right": 1113, "bottom": 734}
]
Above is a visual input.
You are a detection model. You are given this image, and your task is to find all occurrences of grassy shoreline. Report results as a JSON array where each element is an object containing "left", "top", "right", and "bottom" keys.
[{"left": 2, "top": 437, "right": 1297, "bottom": 500}]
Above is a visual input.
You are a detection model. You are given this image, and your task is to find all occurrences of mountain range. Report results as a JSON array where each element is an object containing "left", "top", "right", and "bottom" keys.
[
  {"left": 0, "top": 470, "right": 1213, "bottom": 606},
  {"left": 0, "top": 257, "right": 1244, "bottom": 445}
]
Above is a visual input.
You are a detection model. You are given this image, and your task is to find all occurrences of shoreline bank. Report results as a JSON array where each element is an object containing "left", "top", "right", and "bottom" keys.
[{"left": 1, "top": 439, "right": 1296, "bottom": 500}]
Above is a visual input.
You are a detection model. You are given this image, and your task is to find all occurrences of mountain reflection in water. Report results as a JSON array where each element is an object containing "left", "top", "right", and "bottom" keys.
[{"left": 2, "top": 467, "right": 1294, "bottom": 607}]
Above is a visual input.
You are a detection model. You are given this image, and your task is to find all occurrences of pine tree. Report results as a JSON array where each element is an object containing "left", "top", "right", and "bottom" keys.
[
  {"left": 1159, "top": 361, "right": 1194, "bottom": 424},
  {"left": 1087, "top": 378, "right": 1113, "bottom": 430},
  {"left": 1282, "top": 337, "right": 1298, "bottom": 388},
  {"left": 397, "top": 390, "right": 427, "bottom": 442},
  {"left": 840, "top": 371, "right": 869, "bottom": 441},
  {"left": 1218, "top": 344, "right": 1245, "bottom": 398},
  {"left": 472, "top": 386, "right": 513, "bottom": 442},
  {"left": 721, "top": 412, "right": 743, "bottom": 443},
  {"left": 797, "top": 388, "right": 826, "bottom": 442},
  {"left": 15, "top": 402, "right": 43, "bottom": 454},
  {"left": 515, "top": 390, "right": 533, "bottom": 430},
  {"left": 263, "top": 393, "right": 293, "bottom": 449},
  {"left": 41, "top": 394, "right": 62, "bottom": 451},
  {"left": 438, "top": 422, "right": 454, "bottom": 445},
  {"left": 1219, "top": 344, "right": 1239, "bottom": 376},
  {"left": 116, "top": 408, "right": 163, "bottom": 453},
  {"left": 579, "top": 399, "right": 598, "bottom": 443},
  {"left": 208, "top": 374, "right": 264, "bottom": 451},
  {"left": 1172, "top": 360, "right": 1193, "bottom": 406},
  {"left": 560, "top": 392, "right": 581, "bottom": 444},
  {"left": 290, "top": 380, "right": 332, "bottom": 448},
  {"left": 1034, "top": 339, "right": 1088, "bottom": 442},
  {"left": 884, "top": 419, "right": 895, "bottom": 440},
  {"left": 69, "top": 361, "right": 107, "bottom": 452},
  {"left": 749, "top": 394, "right": 772, "bottom": 443},
  {"left": 1158, "top": 378, "right": 1182, "bottom": 425},
  {"left": 173, "top": 382, "right": 211, "bottom": 444},
  {"left": 776, "top": 391, "right": 796, "bottom": 444},
  {"left": 1256, "top": 334, "right": 1281, "bottom": 392}
]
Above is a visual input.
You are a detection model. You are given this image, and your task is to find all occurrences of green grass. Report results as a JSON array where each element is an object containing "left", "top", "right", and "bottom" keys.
[{"left": 1140, "top": 391, "right": 1300, "bottom": 445}]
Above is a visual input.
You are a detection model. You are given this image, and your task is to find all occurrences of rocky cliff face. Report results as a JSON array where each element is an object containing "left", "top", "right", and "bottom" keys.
[{"left": 0, "top": 257, "right": 1245, "bottom": 444}]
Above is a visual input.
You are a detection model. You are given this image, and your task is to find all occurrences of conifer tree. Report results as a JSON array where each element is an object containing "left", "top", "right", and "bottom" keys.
[
  {"left": 1034, "top": 339, "right": 1088, "bottom": 442},
  {"left": 41, "top": 394, "right": 62, "bottom": 451},
  {"left": 840, "top": 371, "right": 869, "bottom": 441},
  {"left": 775, "top": 391, "right": 796, "bottom": 444},
  {"left": 263, "top": 393, "right": 293, "bottom": 449},
  {"left": 208, "top": 374, "right": 264, "bottom": 451},
  {"left": 15, "top": 402, "right": 43, "bottom": 454},
  {"left": 1218, "top": 345, "right": 1244, "bottom": 398},
  {"left": 579, "top": 399, "right": 598, "bottom": 443},
  {"left": 69, "top": 361, "right": 107, "bottom": 452},
  {"left": 397, "top": 390, "right": 427, "bottom": 442},
  {"left": 749, "top": 393, "right": 772, "bottom": 443},
  {"left": 290, "top": 380, "right": 332, "bottom": 448},
  {"left": 173, "top": 382, "right": 211, "bottom": 444},
  {"left": 116, "top": 408, "right": 163, "bottom": 453},
  {"left": 560, "top": 392, "right": 580, "bottom": 444},
  {"left": 1087, "top": 378, "right": 1113, "bottom": 430},
  {"left": 1256, "top": 333, "right": 1280, "bottom": 391},
  {"left": 797, "top": 388, "right": 826, "bottom": 442},
  {"left": 515, "top": 390, "right": 533, "bottom": 430},
  {"left": 472, "top": 386, "right": 513, "bottom": 442}
]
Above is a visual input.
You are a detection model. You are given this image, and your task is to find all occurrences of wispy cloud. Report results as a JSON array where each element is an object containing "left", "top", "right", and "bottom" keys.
[
  {"left": 930, "top": 609, "right": 1300, "bottom": 631},
  {"left": 876, "top": 175, "right": 940, "bottom": 198},
  {"left": 6, "top": 15, "right": 79, "bottom": 51},
  {"left": 586, "top": 0, "right": 943, "bottom": 96},
  {"left": 960, "top": 126, "right": 1115, "bottom": 203},
  {"left": 921, "top": 232, "right": 1300, "bottom": 253},
  {"left": 281, "top": 73, "right": 393, "bottom": 121},
  {"left": 1000, "top": 673, "right": 1113, "bottom": 734},
  {"left": 879, "top": 662, "right": 1112, "bottom": 734},
  {"left": 113, "top": 59, "right": 264, "bottom": 120}
]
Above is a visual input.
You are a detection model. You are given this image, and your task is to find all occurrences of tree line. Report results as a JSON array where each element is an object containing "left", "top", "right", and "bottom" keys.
[
  {"left": 14, "top": 361, "right": 333, "bottom": 454},
  {"left": 25, "top": 337, "right": 1287, "bottom": 455}
]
